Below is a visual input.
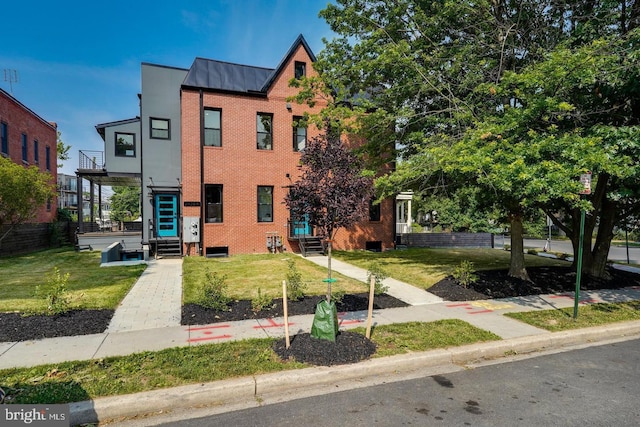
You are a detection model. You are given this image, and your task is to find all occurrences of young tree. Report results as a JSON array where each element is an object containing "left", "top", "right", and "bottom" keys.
[
  {"left": 285, "top": 128, "right": 374, "bottom": 302},
  {"left": 0, "top": 156, "right": 56, "bottom": 245}
]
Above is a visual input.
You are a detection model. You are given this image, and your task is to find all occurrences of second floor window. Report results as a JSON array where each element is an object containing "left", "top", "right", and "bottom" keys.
[
  {"left": 204, "top": 109, "right": 221, "bottom": 147},
  {"left": 150, "top": 118, "right": 170, "bottom": 139},
  {"left": 21, "top": 133, "right": 28, "bottom": 162},
  {"left": 293, "top": 116, "right": 307, "bottom": 151},
  {"left": 34, "top": 140, "right": 39, "bottom": 164},
  {"left": 45, "top": 146, "right": 51, "bottom": 171},
  {"left": 1, "top": 122, "right": 7, "bottom": 155},
  {"left": 257, "top": 113, "right": 273, "bottom": 150},
  {"left": 115, "top": 132, "right": 136, "bottom": 157},
  {"left": 257, "top": 186, "right": 273, "bottom": 222}
]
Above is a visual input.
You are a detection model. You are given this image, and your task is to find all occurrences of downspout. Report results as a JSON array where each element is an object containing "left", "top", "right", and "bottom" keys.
[
  {"left": 139, "top": 94, "right": 146, "bottom": 245},
  {"left": 199, "top": 89, "right": 205, "bottom": 255}
]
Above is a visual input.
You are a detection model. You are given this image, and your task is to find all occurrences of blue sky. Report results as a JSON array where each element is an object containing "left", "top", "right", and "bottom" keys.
[{"left": 1, "top": 1, "right": 335, "bottom": 176}]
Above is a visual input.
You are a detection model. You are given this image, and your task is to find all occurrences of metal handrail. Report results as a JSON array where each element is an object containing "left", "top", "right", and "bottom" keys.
[{"left": 78, "top": 150, "right": 104, "bottom": 170}]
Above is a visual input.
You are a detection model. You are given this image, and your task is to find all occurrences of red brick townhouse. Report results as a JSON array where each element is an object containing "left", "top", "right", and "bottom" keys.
[
  {"left": 0, "top": 88, "right": 57, "bottom": 223},
  {"left": 180, "top": 35, "right": 395, "bottom": 256}
]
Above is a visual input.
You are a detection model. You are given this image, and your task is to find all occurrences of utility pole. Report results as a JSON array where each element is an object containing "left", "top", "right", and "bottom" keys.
[{"left": 3, "top": 69, "right": 18, "bottom": 94}]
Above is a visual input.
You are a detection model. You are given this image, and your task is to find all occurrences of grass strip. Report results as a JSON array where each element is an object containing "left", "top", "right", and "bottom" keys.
[
  {"left": 0, "top": 320, "right": 499, "bottom": 404},
  {"left": 505, "top": 301, "right": 640, "bottom": 332}
]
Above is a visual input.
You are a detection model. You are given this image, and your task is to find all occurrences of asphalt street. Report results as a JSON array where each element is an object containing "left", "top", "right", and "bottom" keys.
[
  {"left": 155, "top": 338, "right": 640, "bottom": 427},
  {"left": 494, "top": 237, "right": 640, "bottom": 264}
]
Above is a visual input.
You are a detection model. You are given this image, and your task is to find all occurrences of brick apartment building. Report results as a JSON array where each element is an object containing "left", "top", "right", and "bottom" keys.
[
  {"left": 0, "top": 88, "right": 57, "bottom": 223},
  {"left": 90, "top": 35, "right": 394, "bottom": 257}
]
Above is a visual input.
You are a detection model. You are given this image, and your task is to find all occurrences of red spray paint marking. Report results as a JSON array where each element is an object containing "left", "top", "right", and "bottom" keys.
[
  {"left": 254, "top": 318, "right": 293, "bottom": 329},
  {"left": 188, "top": 334, "right": 232, "bottom": 343}
]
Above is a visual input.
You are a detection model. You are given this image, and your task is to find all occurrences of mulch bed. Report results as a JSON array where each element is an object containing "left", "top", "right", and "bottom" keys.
[
  {"left": 0, "top": 309, "right": 113, "bottom": 343},
  {"left": 428, "top": 265, "right": 640, "bottom": 301},
  {"left": 181, "top": 293, "right": 408, "bottom": 325},
  {"left": 3, "top": 265, "right": 639, "bottom": 366}
]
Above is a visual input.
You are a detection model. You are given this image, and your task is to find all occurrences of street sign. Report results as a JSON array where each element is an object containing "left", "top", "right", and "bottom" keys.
[{"left": 579, "top": 172, "right": 592, "bottom": 195}]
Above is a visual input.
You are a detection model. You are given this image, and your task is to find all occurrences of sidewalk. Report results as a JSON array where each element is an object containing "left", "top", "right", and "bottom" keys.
[{"left": 2, "top": 255, "right": 640, "bottom": 425}]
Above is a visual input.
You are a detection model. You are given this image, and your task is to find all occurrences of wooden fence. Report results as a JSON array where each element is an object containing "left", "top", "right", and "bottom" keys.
[{"left": 0, "top": 222, "right": 72, "bottom": 257}]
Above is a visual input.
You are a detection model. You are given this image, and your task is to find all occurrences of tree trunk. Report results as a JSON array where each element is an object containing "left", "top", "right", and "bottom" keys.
[
  {"left": 326, "top": 240, "right": 332, "bottom": 303},
  {"left": 586, "top": 197, "right": 617, "bottom": 279},
  {"left": 508, "top": 213, "right": 530, "bottom": 281}
]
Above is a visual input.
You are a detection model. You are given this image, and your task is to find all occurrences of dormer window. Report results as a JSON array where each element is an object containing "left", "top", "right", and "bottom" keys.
[{"left": 294, "top": 61, "right": 306, "bottom": 79}]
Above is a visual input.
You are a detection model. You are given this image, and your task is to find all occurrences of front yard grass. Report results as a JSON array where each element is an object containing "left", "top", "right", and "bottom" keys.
[
  {"left": 0, "top": 247, "right": 146, "bottom": 313},
  {"left": 333, "top": 248, "right": 570, "bottom": 290},
  {"left": 0, "top": 320, "right": 500, "bottom": 404},
  {"left": 182, "top": 254, "right": 367, "bottom": 304},
  {"left": 505, "top": 301, "right": 640, "bottom": 332}
]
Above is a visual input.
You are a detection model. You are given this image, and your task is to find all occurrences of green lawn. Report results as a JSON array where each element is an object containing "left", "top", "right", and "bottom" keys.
[
  {"left": 333, "top": 248, "right": 570, "bottom": 289},
  {"left": 0, "top": 247, "right": 146, "bottom": 312},
  {"left": 0, "top": 320, "right": 499, "bottom": 404},
  {"left": 182, "top": 254, "right": 368, "bottom": 303},
  {"left": 505, "top": 301, "right": 640, "bottom": 331}
]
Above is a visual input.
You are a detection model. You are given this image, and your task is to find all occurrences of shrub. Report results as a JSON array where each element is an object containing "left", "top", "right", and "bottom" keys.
[
  {"left": 200, "top": 268, "right": 231, "bottom": 311},
  {"left": 366, "top": 263, "right": 389, "bottom": 295},
  {"left": 35, "top": 267, "right": 71, "bottom": 315},
  {"left": 285, "top": 259, "right": 306, "bottom": 301},
  {"left": 451, "top": 260, "right": 478, "bottom": 288},
  {"left": 527, "top": 248, "right": 538, "bottom": 255},
  {"left": 332, "top": 287, "right": 346, "bottom": 305},
  {"left": 252, "top": 288, "right": 274, "bottom": 313}
]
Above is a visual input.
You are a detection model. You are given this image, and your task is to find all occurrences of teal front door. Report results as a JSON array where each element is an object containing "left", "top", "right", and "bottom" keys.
[
  {"left": 292, "top": 214, "right": 311, "bottom": 236},
  {"left": 155, "top": 194, "right": 178, "bottom": 237}
]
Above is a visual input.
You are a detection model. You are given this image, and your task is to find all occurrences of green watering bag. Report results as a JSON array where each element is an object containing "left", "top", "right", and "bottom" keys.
[{"left": 310, "top": 299, "right": 338, "bottom": 342}]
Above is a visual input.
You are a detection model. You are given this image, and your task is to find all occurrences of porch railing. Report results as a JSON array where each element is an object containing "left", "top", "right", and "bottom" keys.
[{"left": 78, "top": 150, "right": 104, "bottom": 170}]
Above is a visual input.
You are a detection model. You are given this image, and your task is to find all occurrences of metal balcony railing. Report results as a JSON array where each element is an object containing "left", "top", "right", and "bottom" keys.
[{"left": 78, "top": 150, "right": 104, "bottom": 170}]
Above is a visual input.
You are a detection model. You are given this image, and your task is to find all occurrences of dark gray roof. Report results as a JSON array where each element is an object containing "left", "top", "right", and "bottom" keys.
[
  {"left": 183, "top": 59, "right": 273, "bottom": 93},
  {"left": 183, "top": 34, "right": 316, "bottom": 95}
]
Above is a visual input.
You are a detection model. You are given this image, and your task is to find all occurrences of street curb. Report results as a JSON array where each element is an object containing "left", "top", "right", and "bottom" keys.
[{"left": 70, "top": 320, "right": 640, "bottom": 425}]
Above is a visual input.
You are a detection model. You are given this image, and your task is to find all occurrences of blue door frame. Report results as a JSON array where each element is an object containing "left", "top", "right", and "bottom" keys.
[{"left": 155, "top": 194, "right": 178, "bottom": 237}]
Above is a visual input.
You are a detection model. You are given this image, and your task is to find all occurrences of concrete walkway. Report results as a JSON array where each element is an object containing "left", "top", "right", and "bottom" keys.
[{"left": 106, "top": 258, "right": 182, "bottom": 332}]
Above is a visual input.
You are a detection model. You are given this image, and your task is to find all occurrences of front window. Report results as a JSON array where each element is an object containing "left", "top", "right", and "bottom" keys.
[
  {"left": 205, "top": 184, "right": 223, "bottom": 223},
  {"left": 34, "top": 140, "right": 39, "bottom": 164},
  {"left": 21, "top": 133, "right": 28, "bottom": 162},
  {"left": 150, "top": 118, "right": 170, "bottom": 139},
  {"left": 1, "top": 122, "right": 7, "bottom": 155},
  {"left": 293, "top": 116, "right": 307, "bottom": 151},
  {"left": 204, "top": 109, "right": 221, "bottom": 147},
  {"left": 257, "top": 113, "right": 273, "bottom": 150},
  {"left": 257, "top": 186, "right": 273, "bottom": 222},
  {"left": 115, "top": 132, "right": 136, "bottom": 157},
  {"left": 45, "top": 146, "right": 50, "bottom": 170},
  {"left": 294, "top": 61, "right": 306, "bottom": 79},
  {"left": 369, "top": 200, "right": 381, "bottom": 222}
]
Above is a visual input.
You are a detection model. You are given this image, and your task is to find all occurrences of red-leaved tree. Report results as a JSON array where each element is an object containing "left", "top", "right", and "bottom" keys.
[{"left": 285, "top": 129, "right": 373, "bottom": 302}]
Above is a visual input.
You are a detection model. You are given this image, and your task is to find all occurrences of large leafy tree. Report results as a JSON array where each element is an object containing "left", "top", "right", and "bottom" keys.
[
  {"left": 285, "top": 128, "right": 373, "bottom": 301},
  {"left": 302, "top": 0, "right": 640, "bottom": 279},
  {"left": 110, "top": 186, "right": 141, "bottom": 223},
  {"left": 0, "top": 156, "right": 55, "bottom": 245}
]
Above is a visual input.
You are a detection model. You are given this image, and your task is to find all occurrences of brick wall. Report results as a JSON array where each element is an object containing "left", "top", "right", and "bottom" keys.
[
  {"left": 0, "top": 89, "right": 58, "bottom": 223},
  {"left": 181, "top": 44, "right": 395, "bottom": 255}
]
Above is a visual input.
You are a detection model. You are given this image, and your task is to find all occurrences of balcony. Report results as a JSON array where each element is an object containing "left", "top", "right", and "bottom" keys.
[{"left": 78, "top": 150, "right": 104, "bottom": 171}]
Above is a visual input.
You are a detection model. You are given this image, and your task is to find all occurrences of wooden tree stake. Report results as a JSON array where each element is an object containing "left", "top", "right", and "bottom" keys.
[
  {"left": 365, "top": 274, "right": 375, "bottom": 339},
  {"left": 282, "top": 280, "right": 290, "bottom": 348}
]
